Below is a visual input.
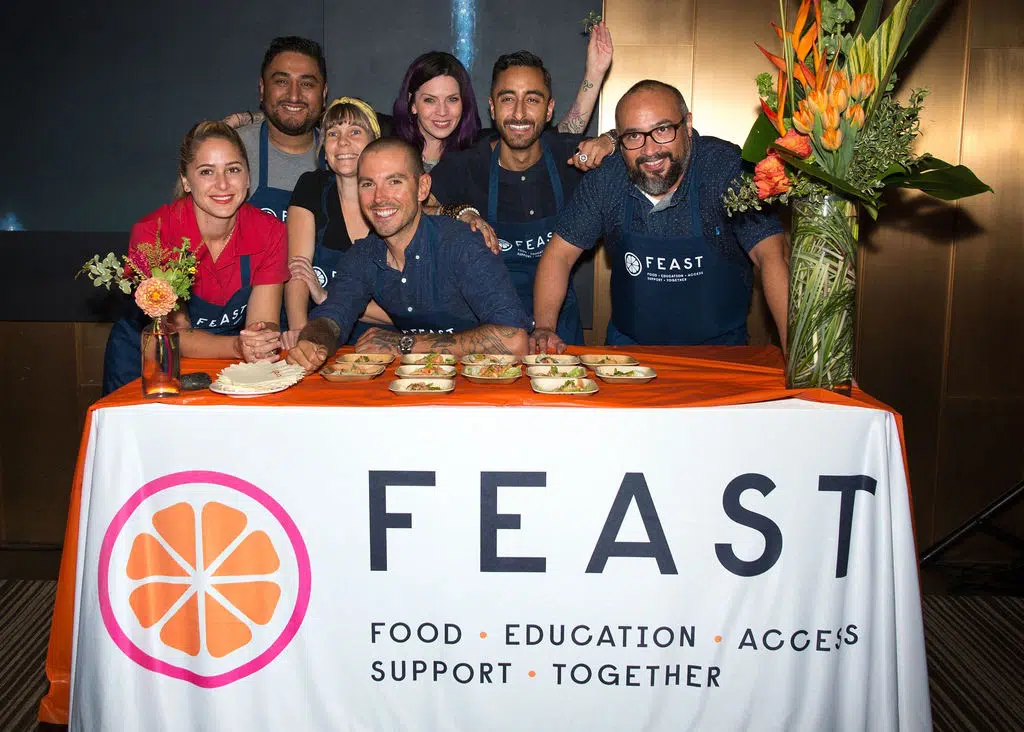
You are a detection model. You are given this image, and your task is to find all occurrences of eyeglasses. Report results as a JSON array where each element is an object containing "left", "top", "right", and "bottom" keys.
[{"left": 619, "top": 121, "right": 685, "bottom": 150}]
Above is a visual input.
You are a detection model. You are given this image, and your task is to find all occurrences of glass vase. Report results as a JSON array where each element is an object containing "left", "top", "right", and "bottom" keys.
[
  {"left": 141, "top": 315, "right": 181, "bottom": 398},
  {"left": 785, "top": 195, "right": 859, "bottom": 391}
]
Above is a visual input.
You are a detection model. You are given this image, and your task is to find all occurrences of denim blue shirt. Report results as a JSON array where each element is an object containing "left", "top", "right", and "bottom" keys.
[
  {"left": 310, "top": 214, "right": 532, "bottom": 344},
  {"left": 554, "top": 130, "right": 783, "bottom": 288}
]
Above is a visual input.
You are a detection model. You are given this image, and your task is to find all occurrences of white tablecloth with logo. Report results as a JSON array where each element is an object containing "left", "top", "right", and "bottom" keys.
[{"left": 67, "top": 398, "right": 930, "bottom": 731}]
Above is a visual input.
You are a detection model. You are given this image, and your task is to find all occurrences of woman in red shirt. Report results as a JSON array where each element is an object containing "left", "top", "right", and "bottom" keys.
[{"left": 102, "top": 121, "right": 288, "bottom": 393}]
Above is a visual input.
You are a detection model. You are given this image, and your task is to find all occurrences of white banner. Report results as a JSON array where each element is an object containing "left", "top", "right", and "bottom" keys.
[{"left": 70, "top": 401, "right": 930, "bottom": 731}]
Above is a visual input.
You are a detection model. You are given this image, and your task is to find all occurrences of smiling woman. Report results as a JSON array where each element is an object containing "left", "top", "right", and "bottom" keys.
[{"left": 101, "top": 121, "right": 289, "bottom": 394}]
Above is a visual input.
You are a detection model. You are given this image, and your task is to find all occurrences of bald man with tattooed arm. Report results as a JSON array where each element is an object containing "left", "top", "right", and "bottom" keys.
[{"left": 288, "top": 138, "right": 530, "bottom": 372}]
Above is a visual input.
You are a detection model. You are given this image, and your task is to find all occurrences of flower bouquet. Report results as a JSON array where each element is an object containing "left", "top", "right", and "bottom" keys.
[
  {"left": 724, "top": 0, "right": 992, "bottom": 390},
  {"left": 78, "top": 225, "right": 198, "bottom": 396}
]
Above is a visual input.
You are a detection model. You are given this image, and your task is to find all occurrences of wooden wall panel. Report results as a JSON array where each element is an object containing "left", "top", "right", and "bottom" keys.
[
  {"left": 946, "top": 48, "right": 1024, "bottom": 399},
  {"left": 603, "top": 0, "right": 695, "bottom": 46},
  {"left": 970, "top": 0, "right": 1024, "bottom": 48},
  {"left": 0, "top": 323, "right": 80, "bottom": 544}
]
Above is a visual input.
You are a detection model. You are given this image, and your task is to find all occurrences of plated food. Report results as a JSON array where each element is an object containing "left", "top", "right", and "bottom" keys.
[
  {"left": 522, "top": 354, "right": 582, "bottom": 366},
  {"left": 461, "top": 353, "right": 519, "bottom": 366},
  {"left": 400, "top": 352, "right": 457, "bottom": 366},
  {"left": 336, "top": 353, "right": 395, "bottom": 365},
  {"left": 592, "top": 365, "right": 657, "bottom": 383},
  {"left": 530, "top": 377, "right": 599, "bottom": 395},
  {"left": 212, "top": 362, "right": 306, "bottom": 396},
  {"left": 580, "top": 354, "right": 640, "bottom": 367},
  {"left": 388, "top": 378, "right": 456, "bottom": 395},
  {"left": 320, "top": 362, "right": 386, "bottom": 382},
  {"left": 462, "top": 364, "right": 522, "bottom": 384},
  {"left": 395, "top": 364, "right": 458, "bottom": 379},
  {"left": 525, "top": 365, "right": 587, "bottom": 378}
]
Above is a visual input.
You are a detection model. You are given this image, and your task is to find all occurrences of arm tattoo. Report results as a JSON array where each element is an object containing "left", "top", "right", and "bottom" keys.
[
  {"left": 299, "top": 317, "right": 340, "bottom": 352},
  {"left": 415, "top": 324, "right": 523, "bottom": 356},
  {"left": 366, "top": 328, "right": 402, "bottom": 350},
  {"left": 558, "top": 102, "right": 588, "bottom": 134}
]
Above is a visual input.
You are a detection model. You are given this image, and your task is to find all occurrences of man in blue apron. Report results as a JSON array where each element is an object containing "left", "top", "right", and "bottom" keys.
[
  {"left": 235, "top": 37, "right": 328, "bottom": 221},
  {"left": 286, "top": 138, "right": 532, "bottom": 372},
  {"left": 430, "top": 51, "right": 613, "bottom": 346},
  {"left": 531, "top": 79, "right": 790, "bottom": 354}
]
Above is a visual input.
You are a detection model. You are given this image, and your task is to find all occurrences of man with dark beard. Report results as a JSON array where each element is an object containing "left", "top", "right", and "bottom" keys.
[
  {"left": 428, "top": 51, "right": 616, "bottom": 346},
  {"left": 235, "top": 37, "right": 328, "bottom": 221},
  {"left": 530, "top": 79, "right": 790, "bottom": 353}
]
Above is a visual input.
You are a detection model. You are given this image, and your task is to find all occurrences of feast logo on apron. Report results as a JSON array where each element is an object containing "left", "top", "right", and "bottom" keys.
[{"left": 622, "top": 251, "right": 706, "bottom": 282}]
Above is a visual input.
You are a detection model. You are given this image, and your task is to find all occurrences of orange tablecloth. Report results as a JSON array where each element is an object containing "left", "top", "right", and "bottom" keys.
[{"left": 39, "top": 345, "right": 905, "bottom": 723}]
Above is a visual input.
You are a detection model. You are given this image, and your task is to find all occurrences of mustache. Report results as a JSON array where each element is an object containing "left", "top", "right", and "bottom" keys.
[{"left": 635, "top": 152, "right": 673, "bottom": 167}]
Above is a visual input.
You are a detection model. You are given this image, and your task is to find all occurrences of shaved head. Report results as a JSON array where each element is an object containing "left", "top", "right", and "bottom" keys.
[{"left": 358, "top": 137, "right": 424, "bottom": 178}]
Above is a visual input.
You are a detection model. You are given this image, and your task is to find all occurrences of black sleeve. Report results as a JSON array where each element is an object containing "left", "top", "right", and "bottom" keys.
[
  {"left": 427, "top": 155, "right": 467, "bottom": 205},
  {"left": 288, "top": 170, "right": 323, "bottom": 212}
]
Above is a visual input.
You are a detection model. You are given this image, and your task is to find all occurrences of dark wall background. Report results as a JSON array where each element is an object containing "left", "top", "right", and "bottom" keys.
[{"left": 0, "top": 0, "right": 599, "bottom": 234}]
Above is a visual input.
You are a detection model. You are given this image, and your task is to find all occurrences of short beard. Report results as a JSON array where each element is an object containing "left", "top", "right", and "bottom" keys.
[
  {"left": 499, "top": 120, "right": 542, "bottom": 150},
  {"left": 628, "top": 145, "right": 691, "bottom": 196},
  {"left": 263, "top": 104, "right": 320, "bottom": 137}
]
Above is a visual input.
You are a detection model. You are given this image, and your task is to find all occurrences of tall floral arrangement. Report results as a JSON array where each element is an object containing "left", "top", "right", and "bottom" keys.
[
  {"left": 724, "top": 0, "right": 991, "bottom": 389},
  {"left": 78, "top": 223, "right": 198, "bottom": 320}
]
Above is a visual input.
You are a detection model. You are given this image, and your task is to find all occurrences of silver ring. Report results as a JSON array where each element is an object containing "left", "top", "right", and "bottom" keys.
[{"left": 577, "top": 153, "right": 589, "bottom": 163}]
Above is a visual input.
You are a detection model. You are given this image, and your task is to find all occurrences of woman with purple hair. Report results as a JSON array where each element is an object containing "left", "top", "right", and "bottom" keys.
[{"left": 393, "top": 21, "right": 613, "bottom": 171}]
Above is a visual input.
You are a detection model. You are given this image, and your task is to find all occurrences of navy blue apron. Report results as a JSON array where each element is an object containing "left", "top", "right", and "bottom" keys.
[
  {"left": 487, "top": 142, "right": 582, "bottom": 345},
  {"left": 607, "top": 168, "right": 749, "bottom": 346},
  {"left": 379, "top": 222, "right": 479, "bottom": 335},
  {"left": 248, "top": 121, "right": 320, "bottom": 222},
  {"left": 306, "top": 176, "right": 373, "bottom": 344},
  {"left": 102, "top": 257, "right": 254, "bottom": 394}
]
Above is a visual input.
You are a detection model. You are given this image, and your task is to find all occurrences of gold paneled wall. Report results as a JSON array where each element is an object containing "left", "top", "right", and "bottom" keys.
[{"left": 595, "top": 0, "right": 1024, "bottom": 550}]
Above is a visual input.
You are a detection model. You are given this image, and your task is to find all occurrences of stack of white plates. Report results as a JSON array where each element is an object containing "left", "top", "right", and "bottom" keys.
[{"left": 211, "top": 361, "right": 307, "bottom": 396}]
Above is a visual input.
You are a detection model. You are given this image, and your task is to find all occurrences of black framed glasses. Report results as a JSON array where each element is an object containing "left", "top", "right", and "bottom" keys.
[{"left": 619, "top": 121, "right": 685, "bottom": 150}]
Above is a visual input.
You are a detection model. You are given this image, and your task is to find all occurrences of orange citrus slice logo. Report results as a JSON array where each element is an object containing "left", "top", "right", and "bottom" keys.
[{"left": 99, "top": 471, "right": 311, "bottom": 687}]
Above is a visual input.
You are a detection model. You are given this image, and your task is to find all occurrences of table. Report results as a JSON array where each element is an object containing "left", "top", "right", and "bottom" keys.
[{"left": 40, "top": 346, "right": 931, "bottom": 730}]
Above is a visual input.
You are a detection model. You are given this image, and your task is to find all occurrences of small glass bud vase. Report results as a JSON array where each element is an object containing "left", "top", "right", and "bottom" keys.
[{"left": 140, "top": 315, "right": 181, "bottom": 398}]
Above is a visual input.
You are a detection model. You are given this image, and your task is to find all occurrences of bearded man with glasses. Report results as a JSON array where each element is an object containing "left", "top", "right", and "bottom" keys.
[{"left": 530, "top": 79, "right": 789, "bottom": 353}]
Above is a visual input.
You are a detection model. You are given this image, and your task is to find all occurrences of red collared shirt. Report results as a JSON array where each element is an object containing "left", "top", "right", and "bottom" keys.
[{"left": 128, "top": 197, "right": 287, "bottom": 306}]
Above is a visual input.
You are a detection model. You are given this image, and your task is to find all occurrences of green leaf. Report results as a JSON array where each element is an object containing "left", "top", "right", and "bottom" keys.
[
  {"left": 852, "top": 0, "right": 884, "bottom": 38},
  {"left": 772, "top": 148, "right": 879, "bottom": 206},
  {"left": 866, "top": 0, "right": 913, "bottom": 113},
  {"left": 741, "top": 113, "right": 781, "bottom": 164},
  {"left": 882, "top": 162, "right": 994, "bottom": 200},
  {"left": 892, "top": 0, "right": 946, "bottom": 69}
]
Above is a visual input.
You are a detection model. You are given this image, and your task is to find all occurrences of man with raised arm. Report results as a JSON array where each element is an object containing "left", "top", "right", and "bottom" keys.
[
  {"left": 531, "top": 80, "right": 789, "bottom": 354},
  {"left": 287, "top": 138, "right": 531, "bottom": 371}
]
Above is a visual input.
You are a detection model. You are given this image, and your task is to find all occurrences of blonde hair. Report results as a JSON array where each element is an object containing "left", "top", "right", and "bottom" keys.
[
  {"left": 321, "top": 97, "right": 381, "bottom": 142},
  {"left": 173, "top": 120, "right": 249, "bottom": 199}
]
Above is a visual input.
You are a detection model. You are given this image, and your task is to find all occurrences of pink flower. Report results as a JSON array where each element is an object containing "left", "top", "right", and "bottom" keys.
[{"left": 134, "top": 277, "right": 177, "bottom": 318}]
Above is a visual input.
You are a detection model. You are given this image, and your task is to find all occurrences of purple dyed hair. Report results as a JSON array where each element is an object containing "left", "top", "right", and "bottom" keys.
[{"left": 392, "top": 51, "right": 482, "bottom": 155}]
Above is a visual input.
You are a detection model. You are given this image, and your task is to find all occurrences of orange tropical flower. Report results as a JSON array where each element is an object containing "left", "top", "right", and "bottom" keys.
[
  {"left": 845, "top": 103, "right": 865, "bottom": 129},
  {"left": 821, "top": 105, "right": 841, "bottom": 130},
  {"left": 792, "top": 101, "right": 815, "bottom": 134},
  {"left": 759, "top": 71, "right": 789, "bottom": 136},
  {"left": 805, "top": 89, "right": 829, "bottom": 116},
  {"left": 753, "top": 151, "right": 792, "bottom": 199},
  {"left": 828, "top": 73, "right": 850, "bottom": 112},
  {"left": 774, "top": 129, "right": 813, "bottom": 158},
  {"left": 135, "top": 277, "right": 177, "bottom": 318},
  {"left": 850, "top": 73, "right": 877, "bottom": 102},
  {"left": 820, "top": 128, "right": 843, "bottom": 151}
]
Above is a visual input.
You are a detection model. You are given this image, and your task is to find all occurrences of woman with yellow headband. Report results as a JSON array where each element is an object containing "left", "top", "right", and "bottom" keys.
[{"left": 282, "top": 97, "right": 393, "bottom": 347}]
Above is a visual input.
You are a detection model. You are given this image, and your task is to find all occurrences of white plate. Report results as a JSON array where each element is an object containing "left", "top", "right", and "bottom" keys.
[
  {"left": 525, "top": 365, "right": 588, "bottom": 378},
  {"left": 462, "top": 364, "right": 522, "bottom": 384},
  {"left": 210, "top": 382, "right": 293, "bottom": 398},
  {"left": 522, "top": 354, "right": 582, "bottom": 366},
  {"left": 395, "top": 364, "right": 458, "bottom": 379},
  {"left": 530, "top": 377, "right": 599, "bottom": 395},
  {"left": 336, "top": 353, "right": 396, "bottom": 365},
  {"left": 460, "top": 354, "right": 519, "bottom": 366},
  {"left": 400, "top": 353, "right": 457, "bottom": 366},
  {"left": 388, "top": 378, "right": 456, "bottom": 394},
  {"left": 593, "top": 365, "right": 657, "bottom": 383},
  {"left": 579, "top": 354, "right": 640, "bottom": 367}
]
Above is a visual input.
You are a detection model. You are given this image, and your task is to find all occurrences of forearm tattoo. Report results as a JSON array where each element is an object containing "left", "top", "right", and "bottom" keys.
[
  {"left": 416, "top": 325, "right": 523, "bottom": 356},
  {"left": 364, "top": 328, "right": 402, "bottom": 350}
]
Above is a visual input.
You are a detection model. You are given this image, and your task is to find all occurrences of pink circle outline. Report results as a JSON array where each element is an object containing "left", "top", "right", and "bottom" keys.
[{"left": 97, "top": 470, "right": 312, "bottom": 688}]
